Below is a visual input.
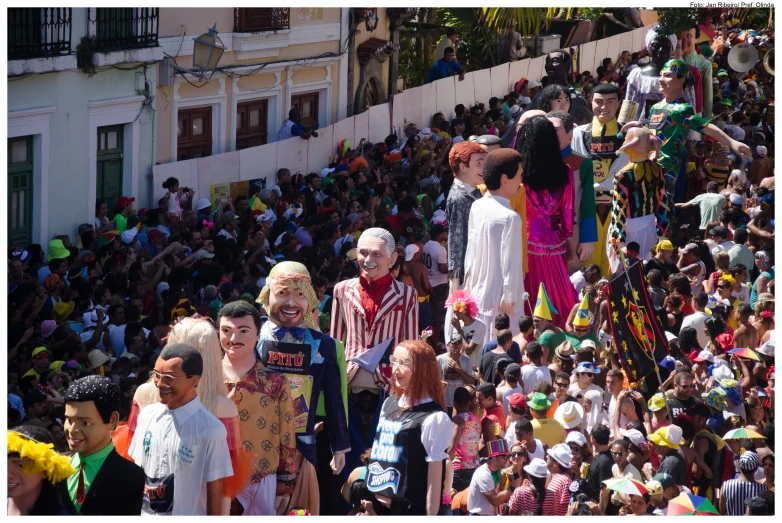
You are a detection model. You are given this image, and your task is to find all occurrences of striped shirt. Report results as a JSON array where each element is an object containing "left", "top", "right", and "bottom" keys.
[
  {"left": 721, "top": 479, "right": 768, "bottom": 516},
  {"left": 509, "top": 486, "right": 542, "bottom": 515},
  {"left": 330, "top": 277, "right": 418, "bottom": 389},
  {"left": 543, "top": 473, "right": 571, "bottom": 516}
]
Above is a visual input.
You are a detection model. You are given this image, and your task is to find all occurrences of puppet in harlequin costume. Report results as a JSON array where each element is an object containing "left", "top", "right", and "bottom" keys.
[
  {"left": 62, "top": 376, "right": 145, "bottom": 515},
  {"left": 445, "top": 141, "right": 487, "bottom": 294},
  {"left": 547, "top": 110, "right": 597, "bottom": 275},
  {"left": 607, "top": 126, "right": 670, "bottom": 274},
  {"left": 330, "top": 228, "right": 418, "bottom": 476},
  {"left": 113, "top": 317, "right": 252, "bottom": 515},
  {"left": 256, "top": 262, "right": 350, "bottom": 515},
  {"left": 625, "top": 59, "right": 751, "bottom": 203}
]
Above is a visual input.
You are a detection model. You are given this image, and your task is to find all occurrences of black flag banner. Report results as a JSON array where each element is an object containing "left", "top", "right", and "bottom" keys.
[{"left": 606, "top": 262, "right": 669, "bottom": 382}]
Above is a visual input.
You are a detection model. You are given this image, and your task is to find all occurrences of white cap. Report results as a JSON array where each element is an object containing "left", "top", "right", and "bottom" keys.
[
  {"left": 405, "top": 244, "right": 419, "bottom": 262},
  {"left": 664, "top": 331, "right": 678, "bottom": 342},
  {"left": 756, "top": 145, "right": 768, "bottom": 157},
  {"left": 712, "top": 364, "right": 734, "bottom": 381},
  {"left": 547, "top": 443, "right": 573, "bottom": 468},
  {"left": 729, "top": 193, "right": 745, "bottom": 205},
  {"left": 528, "top": 80, "right": 542, "bottom": 88},
  {"left": 321, "top": 167, "right": 335, "bottom": 178},
  {"left": 121, "top": 227, "right": 138, "bottom": 245},
  {"left": 196, "top": 198, "right": 211, "bottom": 211},
  {"left": 565, "top": 431, "right": 587, "bottom": 447},
  {"left": 619, "top": 428, "right": 646, "bottom": 447},
  {"left": 420, "top": 127, "right": 432, "bottom": 136},
  {"left": 694, "top": 350, "right": 715, "bottom": 363},
  {"left": 256, "top": 209, "right": 275, "bottom": 223},
  {"left": 580, "top": 339, "right": 597, "bottom": 350},
  {"left": 520, "top": 96, "right": 532, "bottom": 105}
]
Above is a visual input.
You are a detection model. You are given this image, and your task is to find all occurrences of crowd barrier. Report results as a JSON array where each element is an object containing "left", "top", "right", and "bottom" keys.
[{"left": 152, "top": 24, "right": 655, "bottom": 203}]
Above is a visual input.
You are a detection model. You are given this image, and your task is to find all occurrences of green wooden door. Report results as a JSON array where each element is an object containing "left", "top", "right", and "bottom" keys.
[
  {"left": 8, "top": 137, "right": 33, "bottom": 249},
  {"left": 97, "top": 125, "right": 123, "bottom": 213}
]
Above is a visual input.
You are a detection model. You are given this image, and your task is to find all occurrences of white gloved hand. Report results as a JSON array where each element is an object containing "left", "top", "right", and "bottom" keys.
[{"left": 578, "top": 242, "right": 594, "bottom": 262}]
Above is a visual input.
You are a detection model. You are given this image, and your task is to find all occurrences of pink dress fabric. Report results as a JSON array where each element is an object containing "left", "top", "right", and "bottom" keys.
[{"left": 523, "top": 166, "right": 578, "bottom": 329}]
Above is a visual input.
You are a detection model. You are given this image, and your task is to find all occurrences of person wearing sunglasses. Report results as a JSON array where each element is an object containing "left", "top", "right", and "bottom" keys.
[
  {"left": 606, "top": 439, "right": 643, "bottom": 514},
  {"left": 666, "top": 371, "right": 698, "bottom": 418}
]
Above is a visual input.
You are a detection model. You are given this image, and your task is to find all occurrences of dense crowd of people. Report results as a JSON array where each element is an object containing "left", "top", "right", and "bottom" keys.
[{"left": 6, "top": 13, "right": 775, "bottom": 517}]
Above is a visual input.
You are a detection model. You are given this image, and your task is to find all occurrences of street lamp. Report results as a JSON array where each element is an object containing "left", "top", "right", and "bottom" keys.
[
  {"left": 192, "top": 24, "right": 225, "bottom": 79},
  {"left": 160, "top": 24, "right": 225, "bottom": 84}
]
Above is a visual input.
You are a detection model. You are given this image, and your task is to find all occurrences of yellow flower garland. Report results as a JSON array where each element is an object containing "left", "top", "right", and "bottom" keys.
[{"left": 7, "top": 431, "right": 75, "bottom": 484}]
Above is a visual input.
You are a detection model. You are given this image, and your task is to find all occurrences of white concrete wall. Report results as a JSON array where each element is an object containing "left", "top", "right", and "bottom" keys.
[{"left": 8, "top": 65, "right": 157, "bottom": 245}]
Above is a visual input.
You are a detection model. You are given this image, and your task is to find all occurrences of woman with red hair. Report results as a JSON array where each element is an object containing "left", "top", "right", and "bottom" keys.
[{"left": 365, "top": 340, "right": 453, "bottom": 515}]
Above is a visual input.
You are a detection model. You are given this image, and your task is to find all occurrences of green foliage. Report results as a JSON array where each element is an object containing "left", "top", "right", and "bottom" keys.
[
  {"left": 580, "top": 8, "right": 604, "bottom": 22},
  {"left": 656, "top": 8, "right": 716, "bottom": 36}
]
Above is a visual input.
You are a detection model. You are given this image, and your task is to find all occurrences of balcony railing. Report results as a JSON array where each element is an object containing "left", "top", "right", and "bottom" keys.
[
  {"left": 234, "top": 8, "right": 290, "bottom": 33},
  {"left": 8, "top": 8, "right": 72, "bottom": 60},
  {"left": 90, "top": 8, "right": 159, "bottom": 52}
]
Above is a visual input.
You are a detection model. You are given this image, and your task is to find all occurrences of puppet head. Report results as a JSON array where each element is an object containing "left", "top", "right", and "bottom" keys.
[
  {"left": 618, "top": 125, "right": 663, "bottom": 163},
  {"left": 356, "top": 228, "right": 397, "bottom": 282},
  {"left": 445, "top": 290, "right": 480, "bottom": 321},
  {"left": 659, "top": 59, "right": 693, "bottom": 102},
  {"left": 448, "top": 141, "right": 486, "bottom": 187},
  {"left": 545, "top": 48, "right": 571, "bottom": 85},
  {"left": 62, "top": 376, "right": 121, "bottom": 457},
  {"left": 258, "top": 261, "right": 319, "bottom": 329}
]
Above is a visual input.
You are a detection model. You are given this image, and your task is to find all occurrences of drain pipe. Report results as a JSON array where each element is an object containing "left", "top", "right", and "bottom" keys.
[
  {"left": 149, "top": 65, "right": 158, "bottom": 209},
  {"left": 346, "top": 9, "right": 356, "bottom": 117}
]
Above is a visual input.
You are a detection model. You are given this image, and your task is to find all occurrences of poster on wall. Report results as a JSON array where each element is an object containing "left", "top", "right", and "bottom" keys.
[
  {"left": 209, "top": 183, "right": 231, "bottom": 210},
  {"left": 248, "top": 178, "right": 266, "bottom": 197},
  {"left": 230, "top": 181, "right": 249, "bottom": 201}
]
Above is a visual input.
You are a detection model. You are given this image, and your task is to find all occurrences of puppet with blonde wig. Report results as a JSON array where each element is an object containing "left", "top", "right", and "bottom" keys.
[
  {"left": 607, "top": 125, "right": 670, "bottom": 273},
  {"left": 256, "top": 261, "right": 350, "bottom": 514},
  {"left": 445, "top": 141, "right": 487, "bottom": 294},
  {"left": 366, "top": 340, "right": 452, "bottom": 515},
  {"left": 116, "top": 317, "right": 252, "bottom": 514}
]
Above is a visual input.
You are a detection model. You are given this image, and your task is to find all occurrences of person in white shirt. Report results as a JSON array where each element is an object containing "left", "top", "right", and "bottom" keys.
[
  {"left": 567, "top": 362, "right": 604, "bottom": 397},
  {"left": 709, "top": 225, "right": 734, "bottom": 257},
  {"left": 521, "top": 341, "right": 553, "bottom": 394},
  {"left": 463, "top": 150, "right": 525, "bottom": 347},
  {"left": 680, "top": 292, "right": 711, "bottom": 348},
  {"left": 424, "top": 224, "right": 451, "bottom": 347},
  {"left": 129, "top": 344, "right": 232, "bottom": 515},
  {"left": 467, "top": 440, "right": 512, "bottom": 515}
]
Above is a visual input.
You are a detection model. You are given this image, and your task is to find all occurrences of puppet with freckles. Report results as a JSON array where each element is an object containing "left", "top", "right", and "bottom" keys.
[
  {"left": 256, "top": 261, "right": 350, "bottom": 514},
  {"left": 607, "top": 125, "right": 671, "bottom": 272}
]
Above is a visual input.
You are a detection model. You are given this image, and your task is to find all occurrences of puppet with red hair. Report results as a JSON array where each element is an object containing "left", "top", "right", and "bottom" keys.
[{"left": 366, "top": 340, "right": 452, "bottom": 515}]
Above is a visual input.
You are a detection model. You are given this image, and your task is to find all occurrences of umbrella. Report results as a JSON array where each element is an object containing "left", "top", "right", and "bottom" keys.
[
  {"left": 728, "top": 347, "right": 762, "bottom": 361},
  {"left": 668, "top": 492, "right": 720, "bottom": 516},
  {"left": 723, "top": 428, "right": 765, "bottom": 440},
  {"left": 602, "top": 477, "right": 648, "bottom": 496}
]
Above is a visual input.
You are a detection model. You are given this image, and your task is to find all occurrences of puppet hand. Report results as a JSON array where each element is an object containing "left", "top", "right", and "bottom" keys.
[
  {"left": 331, "top": 450, "right": 347, "bottom": 474},
  {"left": 578, "top": 242, "right": 594, "bottom": 262},
  {"left": 499, "top": 302, "right": 514, "bottom": 315},
  {"left": 274, "top": 496, "right": 290, "bottom": 515},
  {"left": 735, "top": 142, "right": 751, "bottom": 158}
]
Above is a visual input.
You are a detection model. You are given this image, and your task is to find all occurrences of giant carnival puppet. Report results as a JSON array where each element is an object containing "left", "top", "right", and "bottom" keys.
[
  {"left": 256, "top": 261, "right": 350, "bottom": 515},
  {"left": 607, "top": 126, "right": 670, "bottom": 273},
  {"left": 625, "top": 59, "right": 750, "bottom": 203},
  {"left": 330, "top": 228, "right": 419, "bottom": 474},
  {"left": 544, "top": 48, "right": 594, "bottom": 126}
]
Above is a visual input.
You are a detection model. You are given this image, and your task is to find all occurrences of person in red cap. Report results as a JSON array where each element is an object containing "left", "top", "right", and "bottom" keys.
[{"left": 113, "top": 196, "right": 135, "bottom": 233}]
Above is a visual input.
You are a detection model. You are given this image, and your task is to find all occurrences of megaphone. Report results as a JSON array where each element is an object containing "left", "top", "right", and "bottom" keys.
[
  {"left": 763, "top": 48, "right": 775, "bottom": 76},
  {"left": 728, "top": 43, "right": 759, "bottom": 72}
]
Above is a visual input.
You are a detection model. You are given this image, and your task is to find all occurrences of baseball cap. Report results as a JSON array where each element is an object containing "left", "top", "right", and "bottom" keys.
[
  {"left": 32, "top": 347, "right": 50, "bottom": 358},
  {"left": 147, "top": 229, "right": 165, "bottom": 240},
  {"left": 728, "top": 193, "right": 745, "bottom": 206},
  {"left": 121, "top": 228, "right": 138, "bottom": 245},
  {"left": 619, "top": 428, "right": 645, "bottom": 447},
  {"left": 508, "top": 393, "right": 527, "bottom": 410},
  {"left": 745, "top": 496, "right": 769, "bottom": 515},
  {"left": 39, "top": 320, "right": 57, "bottom": 339},
  {"left": 679, "top": 243, "right": 699, "bottom": 254},
  {"left": 321, "top": 167, "right": 335, "bottom": 178},
  {"left": 193, "top": 249, "right": 215, "bottom": 261},
  {"left": 504, "top": 363, "right": 521, "bottom": 380},
  {"left": 528, "top": 80, "right": 542, "bottom": 88},
  {"left": 117, "top": 196, "right": 135, "bottom": 209},
  {"left": 694, "top": 350, "right": 715, "bottom": 363},
  {"left": 520, "top": 96, "right": 532, "bottom": 105},
  {"left": 645, "top": 480, "right": 664, "bottom": 499},
  {"left": 660, "top": 355, "right": 677, "bottom": 371},
  {"left": 653, "top": 472, "right": 675, "bottom": 489},
  {"left": 448, "top": 333, "right": 463, "bottom": 344},
  {"left": 404, "top": 244, "right": 419, "bottom": 262},
  {"left": 656, "top": 239, "right": 674, "bottom": 251},
  {"left": 756, "top": 145, "right": 768, "bottom": 157}
]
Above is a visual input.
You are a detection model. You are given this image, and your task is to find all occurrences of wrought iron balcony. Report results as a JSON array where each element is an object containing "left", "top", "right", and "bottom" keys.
[
  {"left": 90, "top": 8, "right": 159, "bottom": 52},
  {"left": 8, "top": 8, "right": 72, "bottom": 60},
  {"left": 234, "top": 8, "right": 290, "bottom": 33}
]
